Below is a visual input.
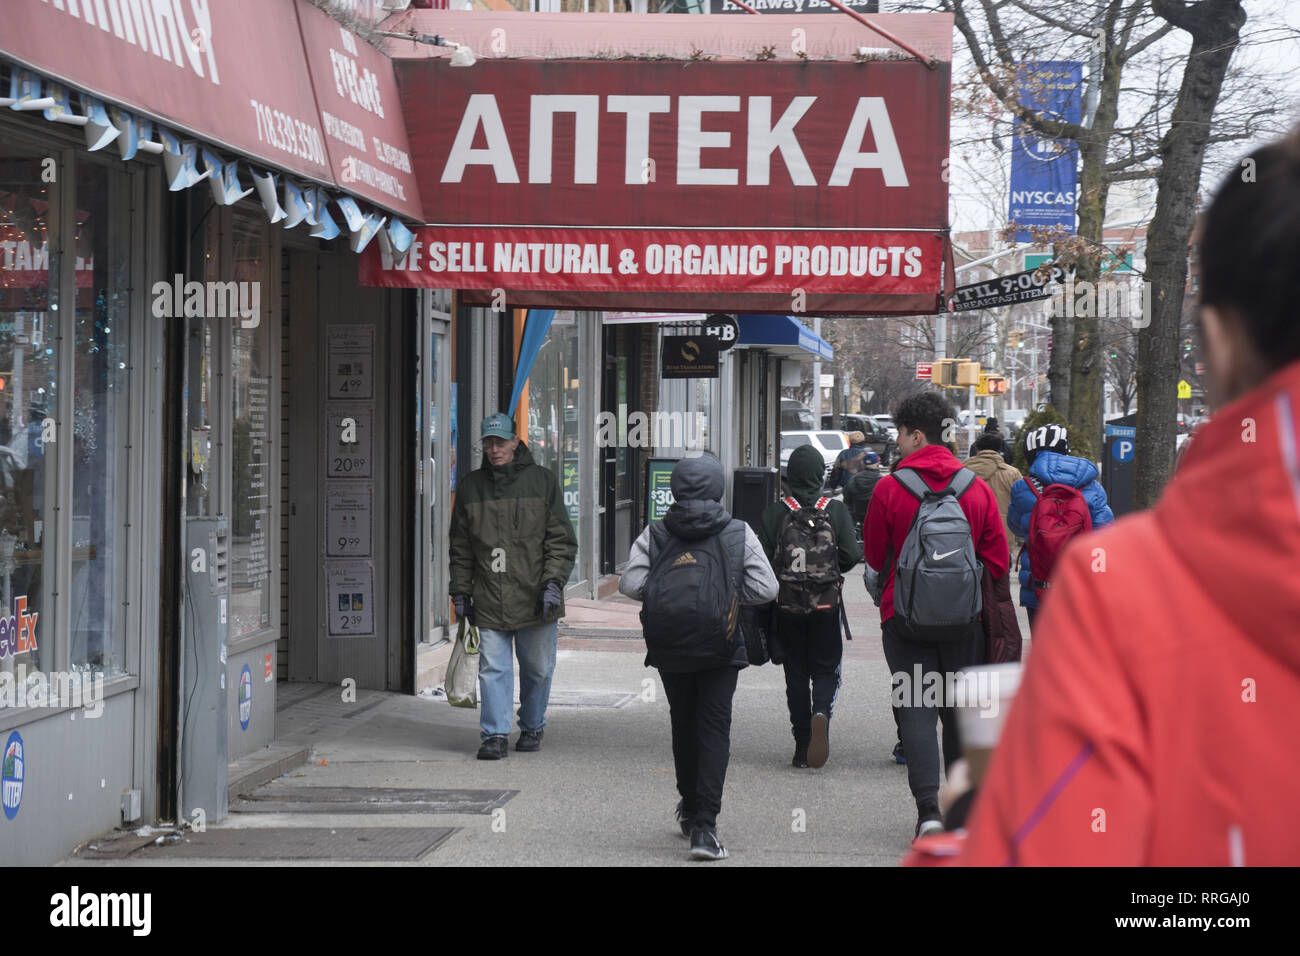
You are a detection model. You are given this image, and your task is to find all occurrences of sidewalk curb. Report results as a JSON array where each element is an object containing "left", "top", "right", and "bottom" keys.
[
  {"left": 227, "top": 742, "right": 312, "bottom": 804},
  {"left": 557, "top": 625, "right": 644, "bottom": 640}
]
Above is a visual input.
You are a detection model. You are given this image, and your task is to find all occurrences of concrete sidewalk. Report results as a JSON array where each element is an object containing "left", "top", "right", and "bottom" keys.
[
  {"left": 558, "top": 589, "right": 643, "bottom": 637},
  {"left": 63, "top": 573, "right": 1029, "bottom": 867}
]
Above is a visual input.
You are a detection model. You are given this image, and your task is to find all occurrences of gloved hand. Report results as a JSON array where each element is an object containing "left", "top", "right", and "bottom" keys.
[
  {"left": 538, "top": 580, "right": 563, "bottom": 620},
  {"left": 452, "top": 594, "right": 475, "bottom": 625}
]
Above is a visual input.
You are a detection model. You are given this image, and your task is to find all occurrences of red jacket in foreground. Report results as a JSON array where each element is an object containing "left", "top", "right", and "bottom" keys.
[
  {"left": 863, "top": 443, "right": 1010, "bottom": 622},
  {"left": 957, "top": 359, "right": 1300, "bottom": 865}
]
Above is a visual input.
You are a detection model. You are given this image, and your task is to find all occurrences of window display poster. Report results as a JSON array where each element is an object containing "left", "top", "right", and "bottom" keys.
[
  {"left": 326, "top": 405, "right": 373, "bottom": 478},
  {"left": 646, "top": 457, "right": 679, "bottom": 523},
  {"left": 326, "top": 561, "right": 375, "bottom": 637},
  {"left": 562, "top": 455, "right": 580, "bottom": 526},
  {"left": 327, "top": 325, "right": 375, "bottom": 399},
  {"left": 325, "top": 482, "right": 373, "bottom": 557}
]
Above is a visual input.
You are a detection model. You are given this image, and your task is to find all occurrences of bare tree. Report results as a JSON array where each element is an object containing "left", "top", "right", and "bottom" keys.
[
  {"left": 1134, "top": 0, "right": 1248, "bottom": 507},
  {"left": 1102, "top": 313, "right": 1139, "bottom": 414},
  {"left": 907, "top": 0, "right": 1281, "bottom": 483}
]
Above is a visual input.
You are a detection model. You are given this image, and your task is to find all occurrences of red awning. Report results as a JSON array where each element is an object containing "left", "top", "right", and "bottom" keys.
[
  {"left": 1, "top": 0, "right": 422, "bottom": 221},
  {"left": 364, "top": 12, "right": 953, "bottom": 314}
]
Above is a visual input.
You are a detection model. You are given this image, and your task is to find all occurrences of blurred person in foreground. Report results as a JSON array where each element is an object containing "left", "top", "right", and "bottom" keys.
[{"left": 946, "top": 130, "right": 1300, "bottom": 866}]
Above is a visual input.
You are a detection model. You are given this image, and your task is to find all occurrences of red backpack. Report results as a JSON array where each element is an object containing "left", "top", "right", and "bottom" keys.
[{"left": 1023, "top": 477, "right": 1092, "bottom": 600}]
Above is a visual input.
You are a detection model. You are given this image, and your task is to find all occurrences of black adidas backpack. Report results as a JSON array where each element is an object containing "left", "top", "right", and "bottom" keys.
[{"left": 640, "top": 520, "right": 746, "bottom": 668}]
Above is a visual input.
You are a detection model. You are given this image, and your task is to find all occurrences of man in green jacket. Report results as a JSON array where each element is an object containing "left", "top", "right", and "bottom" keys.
[
  {"left": 759, "top": 444, "right": 860, "bottom": 769},
  {"left": 449, "top": 413, "right": 578, "bottom": 760}
]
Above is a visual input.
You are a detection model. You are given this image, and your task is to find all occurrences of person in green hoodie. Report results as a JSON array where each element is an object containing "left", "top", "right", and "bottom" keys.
[
  {"left": 449, "top": 413, "right": 578, "bottom": 761},
  {"left": 758, "top": 444, "right": 860, "bottom": 769}
]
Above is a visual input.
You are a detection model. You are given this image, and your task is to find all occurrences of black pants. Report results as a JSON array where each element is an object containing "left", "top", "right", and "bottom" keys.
[
  {"left": 881, "top": 618, "right": 984, "bottom": 813},
  {"left": 660, "top": 666, "right": 740, "bottom": 830},
  {"left": 775, "top": 607, "right": 843, "bottom": 743}
]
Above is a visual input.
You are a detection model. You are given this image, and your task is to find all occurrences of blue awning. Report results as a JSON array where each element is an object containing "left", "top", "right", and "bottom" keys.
[{"left": 735, "top": 315, "right": 833, "bottom": 361}]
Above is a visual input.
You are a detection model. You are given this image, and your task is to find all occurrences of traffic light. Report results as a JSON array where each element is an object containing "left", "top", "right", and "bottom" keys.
[
  {"left": 930, "top": 359, "right": 981, "bottom": 388},
  {"left": 986, "top": 375, "right": 1006, "bottom": 395}
]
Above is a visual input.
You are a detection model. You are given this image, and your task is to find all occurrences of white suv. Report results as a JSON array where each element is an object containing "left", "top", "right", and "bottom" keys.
[{"left": 780, "top": 430, "right": 849, "bottom": 493}]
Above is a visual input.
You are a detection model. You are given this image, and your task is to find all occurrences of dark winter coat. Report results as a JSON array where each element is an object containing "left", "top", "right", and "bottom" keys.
[
  {"left": 448, "top": 440, "right": 578, "bottom": 630},
  {"left": 619, "top": 454, "right": 777, "bottom": 670}
]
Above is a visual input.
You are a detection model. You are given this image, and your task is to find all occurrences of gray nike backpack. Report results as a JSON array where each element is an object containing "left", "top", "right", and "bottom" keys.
[{"left": 890, "top": 468, "right": 983, "bottom": 641}]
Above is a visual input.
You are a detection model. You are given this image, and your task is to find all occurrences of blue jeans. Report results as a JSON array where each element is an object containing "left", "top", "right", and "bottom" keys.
[{"left": 477, "top": 621, "right": 558, "bottom": 740}]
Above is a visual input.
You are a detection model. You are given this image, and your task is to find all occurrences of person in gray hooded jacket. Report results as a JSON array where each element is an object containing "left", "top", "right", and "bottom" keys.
[{"left": 620, "top": 453, "right": 776, "bottom": 861}]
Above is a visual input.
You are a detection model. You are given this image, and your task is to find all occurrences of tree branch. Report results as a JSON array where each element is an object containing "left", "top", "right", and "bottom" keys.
[
  {"left": 1120, "top": 22, "right": 1175, "bottom": 63},
  {"left": 948, "top": 0, "right": 1091, "bottom": 142},
  {"left": 1004, "top": 0, "right": 1094, "bottom": 39}
]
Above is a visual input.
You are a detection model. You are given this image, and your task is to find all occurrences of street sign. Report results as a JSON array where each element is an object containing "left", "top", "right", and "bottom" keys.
[
  {"left": 661, "top": 335, "right": 720, "bottom": 379},
  {"left": 916, "top": 362, "right": 933, "bottom": 380},
  {"left": 703, "top": 313, "right": 739, "bottom": 352},
  {"left": 1177, "top": 380, "right": 1192, "bottom": 399},
  {"left": 951, "top": 265, "right": 1067, "bottom": 312}
]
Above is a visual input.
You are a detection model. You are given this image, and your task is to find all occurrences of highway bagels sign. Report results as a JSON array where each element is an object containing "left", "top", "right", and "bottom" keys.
[{"left": 365, "top": 57, "right": 952, "bottom": 313}]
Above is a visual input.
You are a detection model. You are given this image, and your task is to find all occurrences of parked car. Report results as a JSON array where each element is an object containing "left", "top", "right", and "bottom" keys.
[
  {"left": 870, "top": 414, "right": 899, "bottom": 442},
  {"left": 821, "top": 413, "right": 898, "bottom": 467},
  {"left": 781, "top": 398, "right": 817, "bottom": 432},
  {"left": 779, "top": 429, "right": 848, "bottom": 494}
]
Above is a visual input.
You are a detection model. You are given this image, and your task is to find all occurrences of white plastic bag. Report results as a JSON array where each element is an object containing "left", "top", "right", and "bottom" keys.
[{"left": 445, "top": 618, "right": 481, "bottom": 708}]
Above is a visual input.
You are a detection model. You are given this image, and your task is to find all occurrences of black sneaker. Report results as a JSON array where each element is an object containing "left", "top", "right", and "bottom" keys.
[
  {"left": 808, "top": 712, "right": 830, "bottom": 768},
  {"left": 476, "top": 735, "right": 509, "bottom": 760},
  {"left": 689, "top": 826, "right": 728, "bottom": 861},
  {"left": 792, "top": 740, "right": 809, "bottom": 768},
  {"left": 892, "top": 741, "right": 907, "bottom": 765},
  {"left": 516, "top": 729, "right": 543, "bottom": 752},
  {"left": 674, "top": 800, "right": 692, "bottom": 839},
  {"left": 915, "top": 804, "right": 944, "bottom": 839}
]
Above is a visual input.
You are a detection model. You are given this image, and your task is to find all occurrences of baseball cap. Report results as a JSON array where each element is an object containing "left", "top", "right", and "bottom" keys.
[
  {"left": 863, "top": 450, "right": 881, "bottom": 467},
  {"left": 480, "top": 412, "right": 515, "bottom": 440}
]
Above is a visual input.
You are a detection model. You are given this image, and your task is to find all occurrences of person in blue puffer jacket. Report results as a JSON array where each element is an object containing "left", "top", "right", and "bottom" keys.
[{"left": 1007, "top": 424, "right": 1114, "bottom": 631}]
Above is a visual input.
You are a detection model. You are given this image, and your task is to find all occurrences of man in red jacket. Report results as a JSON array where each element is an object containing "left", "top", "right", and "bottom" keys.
[
  {"left": 863, "top": 391, "right": 1008, "bottom": 840},
  {"left": 956, "top": 129, "right": 1300, "bottom": 866}
]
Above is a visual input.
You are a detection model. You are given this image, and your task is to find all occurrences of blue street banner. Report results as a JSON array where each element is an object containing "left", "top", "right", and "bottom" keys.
[{"left": 1008, "top": 61, "right": 1083, "bottom": 243}]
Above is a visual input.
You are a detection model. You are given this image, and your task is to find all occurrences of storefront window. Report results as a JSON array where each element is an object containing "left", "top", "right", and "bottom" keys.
[
  {"left": 0, "top": 144, "right": 60, "bottom": 685},
  {"left": 229, "top": 214, "right": 271, "bottom": 639},
  {"left": 69, "top": 159, "right": 130, "bottom": 675},
  {"left": 526, "top": 312, "right": 580, "bottom": 583}
]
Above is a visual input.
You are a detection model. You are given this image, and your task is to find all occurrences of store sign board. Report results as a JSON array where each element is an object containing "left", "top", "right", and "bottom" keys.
[
  {"left": 361, "top": 227, "right": 945, "bottom": 299},
  {"left": 661, "top": 335, "right": 720, "bottom": 379},
  {"left": 952, "top": 265, "right": 1066, "bottom": 312},
  {"left": 708, "top": 0, "right": 879, "bottom": 11},
  {"left": 398, "top": 60, "right": 949, "bottom": 232},
  {"left": 293, "top": 0, "right": 423, "bottom": 219},
  {"left": 3, "top": 0, "right": 421, "bottom": 217},
  {"left": 2, "top": 0, "right": 332, "bottom": 183}
]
